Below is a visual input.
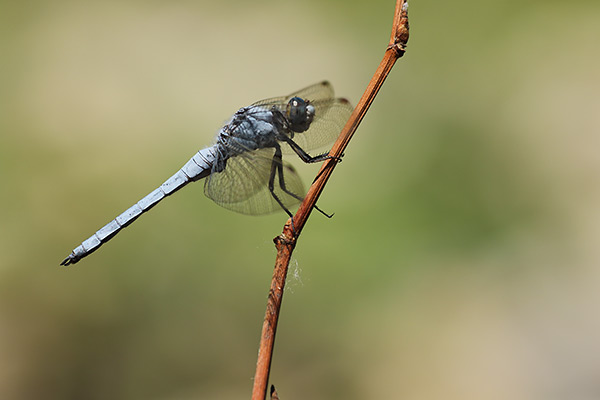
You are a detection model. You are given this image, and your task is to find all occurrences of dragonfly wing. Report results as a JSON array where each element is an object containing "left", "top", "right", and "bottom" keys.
[
  {"left": 286, "top": 80, "right": 335, "bottom": 103},
  {"left": 204, "top": 148, "right": 304, "bottom": 215},
  {"left": 250, "top": 81, "right": 335, "bottom": 108}
]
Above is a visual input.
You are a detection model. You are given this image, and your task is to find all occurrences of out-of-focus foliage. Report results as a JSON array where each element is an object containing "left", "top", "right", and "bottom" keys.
[{"left": 1, "top": 1, "right": 599, "bottom": 399}]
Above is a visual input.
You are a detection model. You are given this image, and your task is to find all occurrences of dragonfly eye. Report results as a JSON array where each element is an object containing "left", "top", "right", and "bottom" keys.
[{"left": 286, "top": 97, "right": 315, "bottom": 133}]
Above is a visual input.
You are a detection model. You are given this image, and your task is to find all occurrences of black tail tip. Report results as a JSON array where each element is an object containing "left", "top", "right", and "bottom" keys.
[{"left": 60, "top": 255, "right": 77, "bottom": 266}]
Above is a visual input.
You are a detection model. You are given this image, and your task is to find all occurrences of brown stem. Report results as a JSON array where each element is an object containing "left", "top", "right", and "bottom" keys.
[{"left": 251, "top": 1, "right": 409, "bottom": 398}]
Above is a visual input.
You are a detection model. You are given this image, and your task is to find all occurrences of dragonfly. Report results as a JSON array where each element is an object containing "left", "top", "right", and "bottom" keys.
[{"left": 61, "top": 81, "right": 352, "bottom": 266}]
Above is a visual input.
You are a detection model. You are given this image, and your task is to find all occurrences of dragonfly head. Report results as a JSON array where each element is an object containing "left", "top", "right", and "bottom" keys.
[{"left": 286, "top": 97, "right": 315, "bottom": 133}]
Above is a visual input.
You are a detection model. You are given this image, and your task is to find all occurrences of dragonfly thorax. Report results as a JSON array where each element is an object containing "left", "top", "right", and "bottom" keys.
[{"left": 220, "top": 108, "right": 280, "bottom": 153}]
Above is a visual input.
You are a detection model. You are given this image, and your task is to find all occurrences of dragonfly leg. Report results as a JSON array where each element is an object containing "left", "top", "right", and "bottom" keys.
[
  {"left": 284, "top": 137, "right": 342, "bottom": 164},
  {"left": 272, "top": 146, "right": 335, "bottom": 220},
  {"left": 268, "top": 146, "right": 294, "bottom": 220},
  {"left": 281, "top": 140, "right": 340, "bottom": 218},
  {"left": 314, "top": 205, "right": 335, "bottom": 218}
]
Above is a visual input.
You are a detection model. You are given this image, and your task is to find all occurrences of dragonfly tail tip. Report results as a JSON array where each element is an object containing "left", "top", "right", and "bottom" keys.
[{"left": 60, "top": 254, "right": 78, "bottom": 266}]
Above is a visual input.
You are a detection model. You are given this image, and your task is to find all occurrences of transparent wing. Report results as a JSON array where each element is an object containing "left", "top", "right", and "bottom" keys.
[
  {"left": 250, "top": 81, "right": 335, "bottom": 108},
  {"left": 251, "top": 81, "right": 353, "bottom": 153},
  {"left": 291, "top": 80, "right": 336, "bottom": 102},
  {"left": 204, "top": 148, "right": 305, "bottom": 215}
]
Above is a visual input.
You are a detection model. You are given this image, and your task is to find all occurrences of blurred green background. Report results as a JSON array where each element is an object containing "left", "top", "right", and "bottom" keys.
[{"left": 2, "top": 0, "right": 600, "bottom": 399}]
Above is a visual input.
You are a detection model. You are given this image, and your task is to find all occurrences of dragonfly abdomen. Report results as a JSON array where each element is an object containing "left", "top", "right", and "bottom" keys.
[{"left": 60, "top": 147, "right": 215, "bottom": 266}]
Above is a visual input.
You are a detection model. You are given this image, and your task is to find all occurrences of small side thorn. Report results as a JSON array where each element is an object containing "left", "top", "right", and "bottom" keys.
[{"left": 270, "top": 385, "right": 280, "bottom": 400}]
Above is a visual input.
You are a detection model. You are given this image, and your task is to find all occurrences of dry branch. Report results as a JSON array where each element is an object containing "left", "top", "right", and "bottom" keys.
[{"left": 251, "top": 1, "right": 410, "bottom": 398}]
